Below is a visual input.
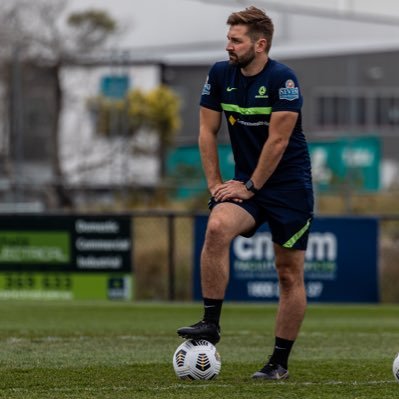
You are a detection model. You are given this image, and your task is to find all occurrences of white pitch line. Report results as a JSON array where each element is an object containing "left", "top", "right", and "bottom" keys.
[
  {"left": 153, "top": 379, "right": 396, "bottom": 391},
  {"left": 288, "top": 380, "right": 395, "bottom": 386}
]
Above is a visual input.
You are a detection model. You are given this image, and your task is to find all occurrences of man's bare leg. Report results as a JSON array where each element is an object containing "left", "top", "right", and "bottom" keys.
[
  {"left": 252, "top": 245, "right": 306, "bottom": 380},
  {"left": 274, "top": 244, "right": 307, "bottom": 340},
  {"left": 177, "top": 203, "right": 255, "bottom": 343}
]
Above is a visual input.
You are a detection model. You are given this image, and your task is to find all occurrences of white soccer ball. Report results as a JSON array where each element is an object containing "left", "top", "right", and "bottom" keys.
[
  {"left": 393, "top": 353, "right": 399, "bottom": 382},
  {"left": 173, "top": 339, "right": 221, "bottom": 380}
]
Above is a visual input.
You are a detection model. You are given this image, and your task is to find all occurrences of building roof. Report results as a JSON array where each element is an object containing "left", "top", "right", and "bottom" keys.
[{"left": 67, "top": 0, "right": 399, "bottom": 64}]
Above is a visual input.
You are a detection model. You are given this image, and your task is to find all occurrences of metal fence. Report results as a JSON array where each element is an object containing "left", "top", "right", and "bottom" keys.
[
  {"left": 132, "top": 211, "right": 195, "bottom": 301},
  {"left": 132, "top": 211, "right": 399, "bottom": 303}
]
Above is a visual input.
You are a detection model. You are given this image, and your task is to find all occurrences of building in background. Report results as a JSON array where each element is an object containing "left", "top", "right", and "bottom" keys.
[{"left": 0, "top": 0, "right": 399, "bottom": 209}]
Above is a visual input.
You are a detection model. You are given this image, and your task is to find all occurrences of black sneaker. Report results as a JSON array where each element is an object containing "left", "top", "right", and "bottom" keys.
[
  {"left": 177, "top": 320, "right": 221, "bottom": 344},
  {"left": 252, "top": 362, "right": 289, "bottom": 380}
]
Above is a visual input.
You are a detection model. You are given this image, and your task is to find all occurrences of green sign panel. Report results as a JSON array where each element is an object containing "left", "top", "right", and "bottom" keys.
[
  {"left": 167, "top": 144, "right": 234, "bottom": 198},
  {"left": 0, "top": 232, "right": 70, "bottom": 264},
  {"left": 0, "top": 272, "right": 132, "bottom": 300},
  {"left": 0, "top": 215, "right": 133, "bottom": 301},
  {"left": 309, "top": 137, "right": 380, "bottom": 192},
  {"left": 168, "top": 137, "right": 380, "bottom": 197}
]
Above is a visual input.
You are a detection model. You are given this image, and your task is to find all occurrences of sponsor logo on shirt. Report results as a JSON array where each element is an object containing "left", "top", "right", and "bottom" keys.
[
  {"left": 279, "top": 79, "right": 299, "bottom": 101},
  {"left": 286, "top": 79, "right": 295, "bottom": 88},
  {"left": 202, "top": 76, "right": 211, "bottom": 95},
  {"left": 226, "top": 86, "right": 237, "bottom": 92},
  {"left": 228, "top": 115, "right": 237, "bottom": 125},
  {"left": 229, "top": 115, "right": 268, "bottom": 127},
  {"left": 237, "top": 119, "right": 269, "bottom": 127}
]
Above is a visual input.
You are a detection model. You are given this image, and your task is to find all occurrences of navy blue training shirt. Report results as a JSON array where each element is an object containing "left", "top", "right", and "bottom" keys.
[{"left": 200, "top": 58, "right": 312, "bottom": 190}]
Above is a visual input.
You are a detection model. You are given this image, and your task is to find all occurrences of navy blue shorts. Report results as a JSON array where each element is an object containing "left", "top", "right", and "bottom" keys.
[{"left": 209, "top": 188, "right": 314, "bottom": 250}]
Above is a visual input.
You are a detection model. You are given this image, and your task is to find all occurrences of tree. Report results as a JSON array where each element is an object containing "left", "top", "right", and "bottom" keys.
[
  {"left": 0, "top": 0, "right": 117, "bottom": 207},
  {"left": 88, "top": 85, "right": 181, "bottom": 179},
  {"left": 145, "top": 86, "right": 181, "bottom": 177}
]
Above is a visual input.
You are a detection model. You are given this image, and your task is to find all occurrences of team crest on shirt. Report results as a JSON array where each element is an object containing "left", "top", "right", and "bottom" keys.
[
  {"left": 255, "top": 86, "right": 268, "bottom": 98},
  {"left": 202, "top": 76, "right": 211, "bottom": 95},
  {"left": 279, "top": 79, "right": 299, "bottom": 101}
]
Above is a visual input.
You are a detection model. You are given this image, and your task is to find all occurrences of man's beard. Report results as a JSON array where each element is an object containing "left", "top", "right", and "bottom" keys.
[{"left": 228, "top": 47, "right": 256, "bottom": 68}]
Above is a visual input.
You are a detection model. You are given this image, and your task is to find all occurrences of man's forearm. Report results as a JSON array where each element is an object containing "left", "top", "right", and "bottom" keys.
[
  {"left": 199, "top": 131, "right": 223, "bottom": 193},
  {"left": 251, "top": 136, "right": 288, "bottom": 189}
]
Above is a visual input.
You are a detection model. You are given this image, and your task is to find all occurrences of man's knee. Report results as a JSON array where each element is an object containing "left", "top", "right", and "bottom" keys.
[
  {"left": 205, "top": 216, "right": 233, "bottom": 243},
  {"left": 275, "top": 258, "right": 304, "bottom": 291}
]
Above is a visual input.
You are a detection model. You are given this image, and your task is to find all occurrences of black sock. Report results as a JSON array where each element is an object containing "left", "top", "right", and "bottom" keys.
[
  {"left": 269, "top": 336, "right": 294, "bottom": 369},
  {"left": 202, "top": 297, "right": 223, "bottom": 326}
]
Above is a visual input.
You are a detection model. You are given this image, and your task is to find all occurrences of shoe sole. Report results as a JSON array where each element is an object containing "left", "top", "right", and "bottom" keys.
[
  {"left": 251, "top": 371, "right": 289, "bottom": 380},
  {"left": 177, "top": 329, "right": 220, "bottom": 345}
]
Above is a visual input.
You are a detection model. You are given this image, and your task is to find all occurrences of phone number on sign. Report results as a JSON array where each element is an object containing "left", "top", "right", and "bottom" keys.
[
  {"left": 2, "top": 274, "right": 72, "bottom": 290},
  {"left": 247, "top": 281, "right": 323, "bottom": 298}
]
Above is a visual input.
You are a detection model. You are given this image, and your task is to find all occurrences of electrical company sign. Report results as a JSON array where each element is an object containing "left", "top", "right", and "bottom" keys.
[
  {"left": 0, "top": 215, "right": 132, "bottom": 301},
  {"left": 194, "top": 216, "right": 378, "bottom": 302}
]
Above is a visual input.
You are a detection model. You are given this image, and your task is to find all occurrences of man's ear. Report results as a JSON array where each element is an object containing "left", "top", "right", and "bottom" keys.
[{"left": 256, "top": 38, "right": 267, "bottom": 53}]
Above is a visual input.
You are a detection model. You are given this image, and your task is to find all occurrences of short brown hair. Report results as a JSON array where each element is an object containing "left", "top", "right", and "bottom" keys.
[{"left": 227, "top": 6, "right": 274, "bottom": 53}]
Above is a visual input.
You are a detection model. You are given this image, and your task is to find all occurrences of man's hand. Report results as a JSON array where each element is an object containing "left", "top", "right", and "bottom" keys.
[{"left": 213, "top": 180, "right": 253, "bottom": 202}]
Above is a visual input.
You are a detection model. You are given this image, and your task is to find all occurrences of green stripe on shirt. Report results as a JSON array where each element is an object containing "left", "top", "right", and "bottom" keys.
[{"left": 221, "top": 103, "right": 272, "bottom": 115}]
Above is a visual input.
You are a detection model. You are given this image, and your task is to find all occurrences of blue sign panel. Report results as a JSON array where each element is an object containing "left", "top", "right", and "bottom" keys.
[
  {"left": 194, "top": 216, "right": 379, "bottom": 303},
  {"left": 100, "top": 75, "right": 130, "bottom": 99}
]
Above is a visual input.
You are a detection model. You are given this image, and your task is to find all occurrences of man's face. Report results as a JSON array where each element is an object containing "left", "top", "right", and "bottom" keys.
[{"left": 226, "top": 24, "right": 256, "bottom": 68}]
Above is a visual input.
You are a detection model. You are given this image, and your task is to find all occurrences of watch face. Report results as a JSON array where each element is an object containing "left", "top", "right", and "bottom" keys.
[
  {"left": 245, "top": 179, "right": 258, "bottom": 193},
  {"left": 245, "top": 180, "right": 254, "bottom": 191}
]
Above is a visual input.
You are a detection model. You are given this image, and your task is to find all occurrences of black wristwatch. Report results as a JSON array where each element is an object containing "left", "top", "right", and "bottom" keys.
[{"left": 245, "top": 179, "right": 259, "bottom": 194}]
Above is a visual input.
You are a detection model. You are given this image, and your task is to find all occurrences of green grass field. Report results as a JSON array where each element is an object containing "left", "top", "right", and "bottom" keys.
[{"left": 0, "top": 301, "right": 398, "bottom": 398}]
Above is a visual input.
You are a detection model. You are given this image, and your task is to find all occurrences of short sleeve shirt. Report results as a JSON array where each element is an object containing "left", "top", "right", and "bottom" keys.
[{"left": 200, "top": 59, "right": 312, "bottom": 190}]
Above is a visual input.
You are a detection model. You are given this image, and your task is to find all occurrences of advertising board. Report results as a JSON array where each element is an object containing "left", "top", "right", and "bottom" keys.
[
  {"left": 194, "top": 216, "right": 379, "bottom": 302},
  {"left": 0, "top": 215, "right": 132, "bottom": 300}
]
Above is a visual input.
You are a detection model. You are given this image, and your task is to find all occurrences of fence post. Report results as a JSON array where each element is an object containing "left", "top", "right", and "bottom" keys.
[{"left": 167, "top": 213, "right": 175, "bottom": 301}]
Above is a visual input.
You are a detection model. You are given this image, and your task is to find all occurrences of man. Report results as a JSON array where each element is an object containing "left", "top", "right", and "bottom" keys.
[{"left": 177, "top": 6, "right": 313, "bottom": 380}]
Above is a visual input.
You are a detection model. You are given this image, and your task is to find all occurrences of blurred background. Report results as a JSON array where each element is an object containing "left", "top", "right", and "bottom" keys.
[{"left": 0, "top": 0, "right": 398, "bottom": 302}]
